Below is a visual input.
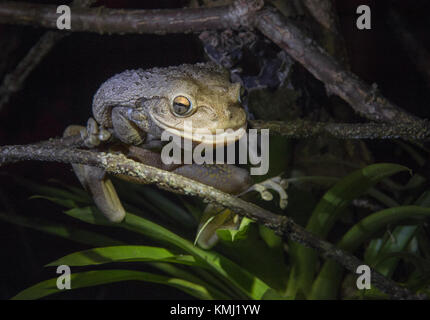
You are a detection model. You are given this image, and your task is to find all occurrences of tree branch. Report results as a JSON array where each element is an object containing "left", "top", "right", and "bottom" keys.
[
  {"left": 0, "top": 1, "right": 428, "bottom": 299},
  {"left": 249, "top": 120, "right": 430, "bottom": 140},
  {"left": 0, "top": 0, "right": 263, "bottom": 35},
  {"left": 0, "top": 0, "right": 97, "bottom": 111},
  {"left": 0, "top": 1, "right": 427, "bottom": 131},
  {"left": 254, "top": 7, "right": 427, "bottom": 125},
  {"left": 0, "top": 31, "right": 66, "bottom": 110},
  {"left": 302, "top": 0, "right": 339, "bottom": 34},
  {"left": 0, "top": 140, "right": 425, "bottom": 300}
]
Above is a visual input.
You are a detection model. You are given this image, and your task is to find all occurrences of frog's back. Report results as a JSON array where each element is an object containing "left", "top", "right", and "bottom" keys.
[
  {"left": 92, "top": 68, "right": 165, "bottom": 127},
  {"left": 92, "top": 63, "right": 228, "bottom": 128}
]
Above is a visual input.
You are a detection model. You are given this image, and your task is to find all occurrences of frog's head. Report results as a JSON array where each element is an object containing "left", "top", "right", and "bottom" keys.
[{"left": 149, "top": 63, "right": 247, "bottom": 145}]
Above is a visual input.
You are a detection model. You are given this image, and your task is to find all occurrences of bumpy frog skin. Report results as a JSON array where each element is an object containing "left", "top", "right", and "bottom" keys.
[
  {"left": 92, "top": 62, "right": 247, "bottom": 146},
  {"left": 65, "top": 63, "right": 253, "bottom": 224}
]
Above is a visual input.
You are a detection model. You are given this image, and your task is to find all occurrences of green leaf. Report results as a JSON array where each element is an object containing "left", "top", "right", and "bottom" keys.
[
  {"left": 46, "top": 245, "right": 199, "bottom": 267},
  {"left": 406, "top": 267, "right": 430, "bottom": 292},
  {"left": 216, "top": 218, "right": 289, "bottom": 292},
  {"left": 47, "top": 178, "right": 92, "bottom": 199},
  {"left": 261, "top": 288, "right": 291, "bottom": 300},
  {"left": 373, "top": 252, "right": 429, "bottom": 274},
  {"left": 258, "top": 225, "right": 282, "bottom": 249},
  {"left": 359, "top": 225, "right": 419, "bottom": 299},
  {"left": 12, "top": 270, "right": 215, "bottom": 300},
  {"left": 65, "top": 206, "right": 113, "bottom": 226},
  {"left": 30, "top": 195, "right": 79, "bottom": 209},
  {"left": 150, "top": 262, "right": 232, "bottom": 299},
  {"left": 62, "top": 206, "right": 271, "bottom": 300},
  {"left": 367, "top": 225, "right": 418, "bottom": 277},
  {"left": 114, "top": 180, "right": 196, "bottom": 228},
  {"left": 287, "top": 163, "right": 410, "bottom": 298},
  {"left": 394, "top": 140, "right": 426, "bottom": 166},
  {"left": 216, "top": 217, "right": 253, "bottom": 242},
  {"left": 0, "top": 211, "right": 122, "bottom": 247},
  {"left": 310, "top": 205, "right": 430, "bottom": 299},
  {"left": 367, "top": 188, "right": 399, "bottom": 207},
  {"left": 414, "top": 190, "right": 430, "bottom": 207},
  {"left": 307, "top": 164, "right": 409, "bottom": 235},
  {"left": 136, "top": 186, "right": 196, "bottom": 227},
  {"left": 285, "top": 176, "right": 339, "bottom": 189},
  {"left": 194, "top": 215, "right": 216, "bottom": 246},
  {"left": 9, "top": 175, "right": 91, "bottom": 204}
]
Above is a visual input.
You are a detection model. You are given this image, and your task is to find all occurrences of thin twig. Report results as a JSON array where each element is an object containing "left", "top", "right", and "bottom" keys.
[
  {"left": 0, "top": 31, "right": 66, "bottom": 110},
  {"left": 0, "top": 0, "right": 97, "bottom": 111},
  {"left": 249, "top": 120, "right": 430, "bottom": 140},
  {"left": 302, "top": 0, "right": 339, "bottom": 33},
  {"left": 0, "top": 141, "right": 425, "bottom": 300},
  {"left": 301, "top": 0, "right": 349, "bottom": 68},
  {"left": 0, "top": 0, "right": 262, "bottom": 34}
]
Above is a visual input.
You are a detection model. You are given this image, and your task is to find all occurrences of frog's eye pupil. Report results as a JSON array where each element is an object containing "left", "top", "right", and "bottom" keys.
[{"left": 172, "top": 96, "right": 192, "bottom": 116}]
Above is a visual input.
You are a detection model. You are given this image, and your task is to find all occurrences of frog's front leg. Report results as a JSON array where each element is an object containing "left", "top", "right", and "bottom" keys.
[
  {"left": 64, "top": 125, "right": 126, "bottom": 223},
  {"left": 110, "top": 106, "right": 147, "bottom": 146},
  {"left": 240, "top": 176, "right": 289, "bottom": 209},
  {"left": 73, "top": 163, "right": 126, "bottom": 223},
  {"left": 70, "top": 118, "right": 111, "bottom": 148}
]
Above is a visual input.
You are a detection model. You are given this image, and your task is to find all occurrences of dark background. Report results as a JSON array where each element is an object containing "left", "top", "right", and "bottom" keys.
[{"left": 0, "top": 0, "right": 429, "bottom": 299}]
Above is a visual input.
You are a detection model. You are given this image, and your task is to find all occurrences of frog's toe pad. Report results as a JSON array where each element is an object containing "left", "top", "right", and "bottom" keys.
[
  {"left": 246, "top": 176, "right": 289, "bottom": 209},
  {"left": 82, "top": 117, "right": 111, "bottom": 148}
]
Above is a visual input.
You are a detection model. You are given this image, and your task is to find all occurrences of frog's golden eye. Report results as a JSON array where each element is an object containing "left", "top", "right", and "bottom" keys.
[{"left": 172, "top": 95, "right": 192, "bottom": 116}]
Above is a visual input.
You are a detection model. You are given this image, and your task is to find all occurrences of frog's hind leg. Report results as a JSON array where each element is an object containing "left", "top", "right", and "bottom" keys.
[
  {"left": 72, "top": 164, "right": 126, "bottom": 223},
  {"left": 64, "top": 125, "right": 125, "bottom": 223},
  {"left": 172, "top": 164, "right": 253, "bottom": 195}
]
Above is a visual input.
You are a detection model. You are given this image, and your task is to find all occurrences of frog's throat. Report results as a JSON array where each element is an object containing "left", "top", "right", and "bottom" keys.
[{"left": 150, "top": 115, "right": 247, "bottom": 145}]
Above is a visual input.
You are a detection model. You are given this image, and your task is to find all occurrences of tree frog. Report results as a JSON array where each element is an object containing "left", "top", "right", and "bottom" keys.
[{"left": 64, "top": 62, "right": 287, "bottom": 231}]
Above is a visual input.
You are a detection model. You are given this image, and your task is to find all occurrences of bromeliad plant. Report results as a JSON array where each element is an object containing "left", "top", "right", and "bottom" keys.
[{"left": 2, "top": 162, "right": 430, "bottom": 299}]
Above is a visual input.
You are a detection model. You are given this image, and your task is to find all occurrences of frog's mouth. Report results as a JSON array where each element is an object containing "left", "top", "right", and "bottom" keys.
[{"left": 150, "top": 115, "right": 247, "bottom": 145}]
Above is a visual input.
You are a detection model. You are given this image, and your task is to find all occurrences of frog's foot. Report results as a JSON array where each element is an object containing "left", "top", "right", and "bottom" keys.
[
  {"left": 64, "top": 122, "right": 123, "bottom": 222},
  {"left": 64, "top": 118, "right": 111, "bottom": 148},
  {"left": 241, "top": 176, "right": 289, "bottom": 209},
  {"left": 81, "top": 117, "right": 112, "bottom": 148}
]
